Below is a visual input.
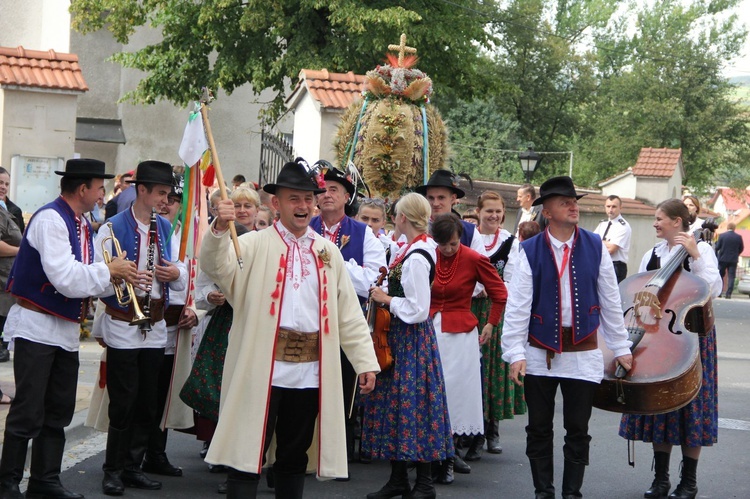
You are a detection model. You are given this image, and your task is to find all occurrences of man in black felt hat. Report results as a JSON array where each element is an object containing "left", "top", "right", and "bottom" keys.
[
  {"left": 501, "top": 176, "right": 633, "bottom": 499},
  {"left": 309, "top": 160, "right": 386, "bottom": 463},
  {"left": 416, "top": 170, "right": 486, "bottom": 257},
  {"left": 0, "top": 158, "right": 138, "bottom": 499},
  {"left": 200, "top": 158, "right": 379, "bottom": 498},
  {"left": 93, "top": 160, "right": 187, "bottom": 496}
]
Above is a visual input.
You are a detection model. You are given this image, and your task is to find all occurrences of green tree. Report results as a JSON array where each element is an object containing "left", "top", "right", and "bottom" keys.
[
  {"left": 70, "top": 0, "right": 499, "bottom": 123},
  {"left": 574, "top": 0, "right": 750, "bottom": 192},
  {"left": 442, "top": 98, "right": 524, "bottom": 182},
  {"left": 469, "top": 0, "right": 620, "bottom": 180}
]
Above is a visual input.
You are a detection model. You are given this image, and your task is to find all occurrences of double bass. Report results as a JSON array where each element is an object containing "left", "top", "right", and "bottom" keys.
[
  {"left": 594, "top": 223, "right": 715, "bottom": 415},
  {"left": 366, "top": 266, "right": 393, "bottom": 371}
]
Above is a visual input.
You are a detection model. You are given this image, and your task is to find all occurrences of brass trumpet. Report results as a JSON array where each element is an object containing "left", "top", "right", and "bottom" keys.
[{"left": 101, "top": 222, "right": 151, "bottom": 329}]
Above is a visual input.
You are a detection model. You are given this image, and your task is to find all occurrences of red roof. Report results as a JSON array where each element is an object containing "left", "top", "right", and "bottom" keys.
[
  {"left": 0, "top": 46, "right": 88, "bottom": 92},
  {"left": 290, "top": 69, "right": 365, "bottom": 110},
  {"left": 632, "top": 147, "right": 682, "bottom": 178},
  {"left": 718, "top": 187, "right": 750, "bottom": 211}
]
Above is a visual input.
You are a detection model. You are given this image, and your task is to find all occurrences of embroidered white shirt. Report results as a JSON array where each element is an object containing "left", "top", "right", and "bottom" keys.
[{"left": 273, "top": 221, "right": 321, "bottom": 389}]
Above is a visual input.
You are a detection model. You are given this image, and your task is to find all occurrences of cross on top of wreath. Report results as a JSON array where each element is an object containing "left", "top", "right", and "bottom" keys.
[{"left": 388, "top": 33, "right": 417, "bottom": 68}]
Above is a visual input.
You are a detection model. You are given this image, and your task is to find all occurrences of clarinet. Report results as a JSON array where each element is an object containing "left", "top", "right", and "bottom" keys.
[{"left": 140, "top": 208, "right": 158, "bottom": 338}]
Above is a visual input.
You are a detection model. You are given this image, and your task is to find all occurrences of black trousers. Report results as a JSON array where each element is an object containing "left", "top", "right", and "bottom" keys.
[
  {"left": 524, "top": 374, "right": 598, "bottom": 464},
  {"left": 612, "top": 261, "right": 628, "bottom": 284},
  {"left": 4, "top": 338, "right": 79, "bottom": 439},
  {"left": 106, "top": 347, "right": 164, "bottom": 432},
  {"left": 718, "top": 261, "right": 738, "bottom": 297},
  {"left": 147, "top": 353, "right": 175, "bottom": 457},
  {"left": 233, "top": 386, "right": 319, "bottom": 479}
]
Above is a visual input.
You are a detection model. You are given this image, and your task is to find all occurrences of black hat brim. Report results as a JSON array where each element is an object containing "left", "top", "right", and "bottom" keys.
[
  {"left": 54, "top": 171, "right": 116, "bottom": 179},
  {"left": 264, "top": 183, "right": 326, "bottom": 195},
  {"left": 414, "top": 184, "right": 465, "bottom": 199},
  {"left": 125, "top": 179, "right": 176, "bottom": 187},
  {"left": 532, "top": 193, "right": 586, "bottom": 207}
]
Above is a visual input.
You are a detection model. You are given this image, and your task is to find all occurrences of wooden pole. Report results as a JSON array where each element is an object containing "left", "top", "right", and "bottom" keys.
[{"left": 199, "top": 89, "right": 244, "bottom": 269}]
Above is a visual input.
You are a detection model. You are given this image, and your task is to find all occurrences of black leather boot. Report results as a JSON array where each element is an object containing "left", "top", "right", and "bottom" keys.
[
  {"left": 435, "top": 458, "right": 454, "bottom": 485},
  {"left": 668, "top": 457, "right": 698, "bottom": 499},
  {"left": 226, "top": 470, "right": 259, "bottom": 499},
  {"left": 485, "top": 420, "right": 502, "bottom": 454},
  {"left": 464, "top": 434, "right": 485, "bottom": 462},
  {"left": 645, "top": 451, "right": 671, "bottom": 498},
  {"left": 561, "top": 460, "right": 586, "bottom": 499},
  {"left": 367, "top": 460, "right": 410, "bottom": 499},
  {"left": 453, "top": 453, "right": 471, "bottom": 474},
  {"left": 529, "top": 457, "right": 555, "bottom": 499},
  {"left": 273, "top": 471, "right": 305, "bottom": 499},
  {"left": 121, "top": 426, "right": 161, "bottom": 490},
  {"left": 26, "top": 427, "right": 83, "bottom": 499},
  {"left": 0, "top": 433, "right": 28, "bottom": 499},
  {"left": 143, "top": 427, "right": 182, "bottom": 477},
  {"left": 102, "top": 427, "right": 127, "bottom": 496},
  {"left": 405, "top": 462, "right": 435, "bottom": 499}
]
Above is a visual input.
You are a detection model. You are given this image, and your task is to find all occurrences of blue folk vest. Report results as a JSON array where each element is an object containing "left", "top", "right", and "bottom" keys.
[
  {"left": 101, "top": 209, "right": 172, "bottom": 313},
  {"left": 310, "top": 215, "right": 367, "bottom": 266},
  {"left": 460, "top": 220, "right": 476, "bottom": 248},
  {"left": 6, "top": 197, "right": 93, "bottom": 322},
  {"left": 522, "top": 227, "right": 602, "bottom": 352}
]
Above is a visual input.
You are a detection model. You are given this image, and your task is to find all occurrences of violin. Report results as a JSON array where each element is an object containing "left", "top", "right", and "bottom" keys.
[
  {"left": 367, "top": 266, "right": 393, "bottom": 371},
  {"left": 594, "top": 220, "right": 716, "bottom": 415}
]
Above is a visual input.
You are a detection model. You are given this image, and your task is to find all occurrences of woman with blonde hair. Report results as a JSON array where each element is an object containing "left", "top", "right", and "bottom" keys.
[
  {"left": 364, "top": 192, "right": 453, "bottom": 499},
  {"left": 230, "top": 186, "right": 260, "bottom": 230}
]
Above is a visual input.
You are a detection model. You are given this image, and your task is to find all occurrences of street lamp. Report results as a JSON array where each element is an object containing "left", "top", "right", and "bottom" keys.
[{"left": 518, "top": 147, "right": 541, "bottom": 183}]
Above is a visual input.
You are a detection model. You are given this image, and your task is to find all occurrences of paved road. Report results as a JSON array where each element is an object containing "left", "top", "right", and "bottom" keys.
[{"left": 11, "top": 299, "right": 750, "bottom": 497}]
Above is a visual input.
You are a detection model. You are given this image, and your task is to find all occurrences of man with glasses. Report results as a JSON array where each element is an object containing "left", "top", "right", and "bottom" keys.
[{"left": 310, "top": 162, "right": 386, "bottom": 464}]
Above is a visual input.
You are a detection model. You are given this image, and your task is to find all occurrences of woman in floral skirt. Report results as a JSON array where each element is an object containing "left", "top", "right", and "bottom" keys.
[
  {"left": 468, "top": 191, "right": 526, "bottom": 459},
  {"left": 364, "top": 193, "right": 453, "bottom": 499},
  {"left": 619, "top": 199, "right": 720, "bottom": 499}
]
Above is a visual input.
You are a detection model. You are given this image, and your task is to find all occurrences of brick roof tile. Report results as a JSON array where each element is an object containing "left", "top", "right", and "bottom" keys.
[
  {"left": 294, "top": 69, "right": 365, "bottom": 110},
  {"left": 0, "top": 46, "right": 88, "bottom": 92},
  {"left": 631, "top": 147, "right": 682, "bottom": 178}
]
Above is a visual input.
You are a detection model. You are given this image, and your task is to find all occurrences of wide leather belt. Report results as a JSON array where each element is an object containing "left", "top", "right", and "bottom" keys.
[
  {"left": 18, "top": 299, "right": 52, "bottom": 316},
  {"left": 274, "top": 328, "right": 319, "bottom": 363},
  {"left": 531, "top": 327, "right": 598, "bottom": 369},
  {"left": 105, "top": 297, "right": 166, "bottom": 325}
]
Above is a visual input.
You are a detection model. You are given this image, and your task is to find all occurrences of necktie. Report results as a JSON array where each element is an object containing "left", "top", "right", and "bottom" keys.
[
  {"left": 602, "top": 221, "right": 612, "bottom": 240},
  {"left": 558, "top": 244, "right": 570, "bottom": 279}
]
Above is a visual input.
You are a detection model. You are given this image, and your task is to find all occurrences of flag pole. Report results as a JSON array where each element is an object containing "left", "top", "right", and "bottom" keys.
[{"left": 199, "top": 88, "right": 244, "bottom": 269}]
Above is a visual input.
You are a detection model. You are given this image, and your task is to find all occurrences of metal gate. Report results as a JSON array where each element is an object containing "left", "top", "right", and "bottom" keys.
[{"left": 259, "top": 128, "right": 294, "bottom": 187}]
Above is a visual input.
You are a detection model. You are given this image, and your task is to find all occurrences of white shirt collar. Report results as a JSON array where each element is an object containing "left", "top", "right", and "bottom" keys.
[{"left": 275, "top": 220, "right": 315, "bottom": 243}]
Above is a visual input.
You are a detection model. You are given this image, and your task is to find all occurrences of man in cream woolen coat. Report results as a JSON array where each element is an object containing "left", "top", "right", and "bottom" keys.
[{"left": 200, "top": 159, "right": 379, "bottom": 499}]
